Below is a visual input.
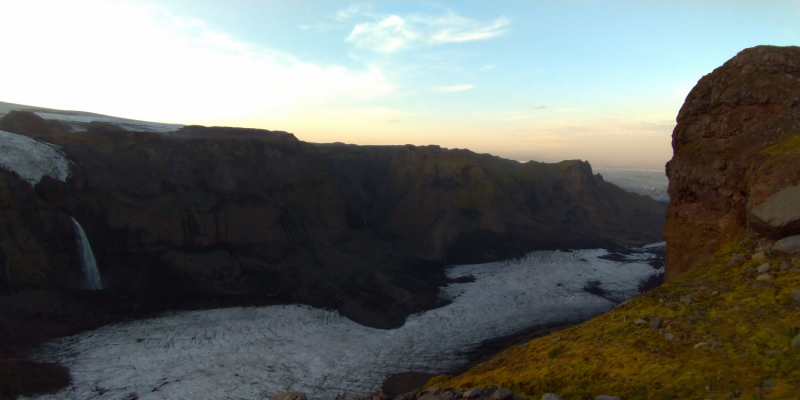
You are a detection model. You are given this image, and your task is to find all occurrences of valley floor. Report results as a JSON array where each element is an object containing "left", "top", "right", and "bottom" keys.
[{"left": 22, "top": 245, "right": 664, "bottom": 400}]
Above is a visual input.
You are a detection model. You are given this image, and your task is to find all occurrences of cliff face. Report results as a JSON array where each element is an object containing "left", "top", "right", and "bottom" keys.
[
  {"left": 0, "top": 111, "right": 665, "bottom": 329},
  {"left": 321, "top": 144, "right": 665, "bottom": 263},
  {"left": 664, "top": 45, "right": 800, "bottom": 279},
  {"left": 0, "top": 171, "right": 80, "bottom": 290}
]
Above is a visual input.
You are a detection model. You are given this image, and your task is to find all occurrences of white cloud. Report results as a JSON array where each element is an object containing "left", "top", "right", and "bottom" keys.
[
  {"left": 333, "top": 4, "right": 371, "bottom": 21},
  {"left": 432, "top": 85, "right": 474, "bottom": 93},
  {"left": 347, "top": 15, "right": 418, "bottom": 53},
  {"left": 418, "top": 14, "right": 510, "bottom": 43},
  {"left": 0, "top": 0, "right": 396, "bottom": 124},
  {"left": 344, "top": 10, "right": 509, "bottom": 53}
]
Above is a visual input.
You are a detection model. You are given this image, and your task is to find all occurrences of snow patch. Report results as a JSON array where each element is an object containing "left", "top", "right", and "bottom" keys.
[
  {"left": 28, "top": 244, "right": 665, "bottom": 400},
  {"left": 0, "top": 129, "right": 71, "bottom": 184},
  {"left": 0, "top": 102, "right": 182, "bottom": 134}
]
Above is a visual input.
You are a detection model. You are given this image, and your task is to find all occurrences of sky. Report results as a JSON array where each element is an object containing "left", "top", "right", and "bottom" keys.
[{"left": 2, "top": 1, "right": 797, "bottom": 169}]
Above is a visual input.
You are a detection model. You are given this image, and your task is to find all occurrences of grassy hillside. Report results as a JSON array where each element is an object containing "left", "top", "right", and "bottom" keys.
[{"left": 426, "top": 237, "right": 800, "bottom": 400}]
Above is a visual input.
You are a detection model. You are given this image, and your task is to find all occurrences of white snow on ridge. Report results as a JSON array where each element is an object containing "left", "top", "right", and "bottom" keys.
[
  {"left": 0, "top": 102, "right": 182, "bottom": 134},
  {"left": 594, "top": 167, "right": 669, "bottom": 203},
  {"left": 29, "top": 244, "right": 664, "bottom": 400},
  {"left": 0, "top": 129, "right": 71, "bottom": 184}
]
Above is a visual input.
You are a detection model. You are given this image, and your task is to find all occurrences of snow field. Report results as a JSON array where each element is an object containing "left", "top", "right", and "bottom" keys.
[
  {"left": 0, "top": 129, "right": 71, "bottom": 185},
  {"left": 28, "top": 244, "right": 665, "bottom": 400}
]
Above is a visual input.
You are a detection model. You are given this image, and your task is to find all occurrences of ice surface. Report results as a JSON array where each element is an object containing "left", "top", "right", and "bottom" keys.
[
  {"left": 27, "top": 243, "right": 664, "bottom": 400},
  {"left": 0, "top": 129, "right": 71, "bottom": 184},
  {"left": 594, "top": 167, "right": 669, "bottom": 203}
]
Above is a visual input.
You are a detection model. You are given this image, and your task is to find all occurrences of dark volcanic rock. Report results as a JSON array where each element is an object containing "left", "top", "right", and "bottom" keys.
[
  {"left": 319, "top": 143, "right": 665, "bottom": 263},
  {"left": 748, "top": 185, "right": 800, "bottom": 239},
  {"left": 0, "top": 110, "right": 69, "bottom": 138},
  {"left": 0, "top": 111, "right": 666, "bottom": 332},
  {"left": 0, "top": 170, "right": 81, "bottom": 291},
  {"left": 773, "top": 235, "right": 800, "bottom": 255},
  {"left": 663, "top": 45, "right": 800, "bottom": 279}
]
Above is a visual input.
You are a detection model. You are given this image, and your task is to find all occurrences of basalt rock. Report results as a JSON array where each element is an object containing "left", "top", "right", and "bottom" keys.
[
  {"left": 319, "top": 143, "right": 665, "bottom": 263},
  {"left": 748, "top": 185, "right": 800, "bottom": 238},
  {"left": 0, "top": 169, "right": 81, "bottom": 291},
  {"left": 664, "top": 45, "right": 800, "bottom": 279},
  {"left": 0, "top": 110, "right": 665, "bottom": 330}
]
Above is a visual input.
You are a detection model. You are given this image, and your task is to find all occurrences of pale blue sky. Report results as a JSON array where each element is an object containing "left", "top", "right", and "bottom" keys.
[{"left": 2, "top": 1, "right": 797, "bottom": 169}]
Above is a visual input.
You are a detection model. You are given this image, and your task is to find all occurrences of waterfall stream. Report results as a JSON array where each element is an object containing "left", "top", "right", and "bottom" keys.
[{"left": 71, "top": 217, "right": 103, "bottom": 290}]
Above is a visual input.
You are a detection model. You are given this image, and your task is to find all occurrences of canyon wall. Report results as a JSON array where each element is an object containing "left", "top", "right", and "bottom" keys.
[{"left": 0, "top": 110, "right": 665, "bottom": 328}]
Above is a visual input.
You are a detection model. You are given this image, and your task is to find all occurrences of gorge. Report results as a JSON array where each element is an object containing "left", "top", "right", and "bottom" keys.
[
  {"left": 0, "top": 102, "right": 666, "bottom": 399},
  {"left": 2, "top": 44, "right": 796, "bottom": 400}
]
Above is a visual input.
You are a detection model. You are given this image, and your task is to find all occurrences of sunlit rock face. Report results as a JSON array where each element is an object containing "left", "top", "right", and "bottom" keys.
[
  {"left": 0, "top": 109, "right": 666, "bottom": 329},
  {"left": 30, "top": 244, "right": 664, "bottom": 400},
  {"left": 664, "top": 45, "right": 800, "bottom": 280}
]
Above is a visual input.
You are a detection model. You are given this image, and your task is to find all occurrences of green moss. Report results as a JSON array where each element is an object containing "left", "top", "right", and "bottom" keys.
[
  {"left": 759, "top": 135, "right": 800, "bottom": 158},
  {"left": 547, "top": 348, "right": 564, "bottom": 359},
  {"left": 426, "top": 236, "right": 800, "bottom": 400}
]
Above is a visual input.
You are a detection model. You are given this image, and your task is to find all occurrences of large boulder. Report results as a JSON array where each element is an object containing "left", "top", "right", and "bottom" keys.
[
  {"left": 748, "top": 185, "right": 800, "bottom": 239},
  {"left": 663, "top": 45, "right": 800, "bottom": 279},
  {"left": 772, "top": 235, "right": 800, "bottom": 255}
]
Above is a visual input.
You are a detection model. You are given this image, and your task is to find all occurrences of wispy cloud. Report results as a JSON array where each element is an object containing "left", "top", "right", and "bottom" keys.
[
  {"left": 342, "top": 8, "right": 510, "bottom": 53},
  {"left": 421, "top": 15, "right": 510, "bottom": 43},
  {"left": 347, "top": 15, "right": 418, "bottom": 52},
  {"left": 333, "top": 4, "right": 371, "bottom": 21},
  {"left": 478, "top": 63, "right": 497, "bottom": 71},
  {"left": 1, "top": 0, "right": 396, "bottom": 124},
  {"left": 432, "top": 85, "right": 474, "bottom": 93}
]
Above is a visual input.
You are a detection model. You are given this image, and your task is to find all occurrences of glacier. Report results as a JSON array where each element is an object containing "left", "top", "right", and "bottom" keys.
[
  {"left": 0, "top": 129, "right": 71, "bottom": 185},
  {"left": 27, "top": 243, "right": 664, "bottom": 400}
]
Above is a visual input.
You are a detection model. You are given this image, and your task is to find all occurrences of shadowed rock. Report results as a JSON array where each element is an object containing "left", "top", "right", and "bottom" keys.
[
  {"left": 748, "top": 185, "right": 800, "bottom": 239},
  {"left": 1, "top": 111, "right": 666, "bottom": 331},
  {"left": 772, "top": 235, "right": 800, "bottom": 255},
  {"left": 664, "top": 45, "right": 800, "bottom": 279}
]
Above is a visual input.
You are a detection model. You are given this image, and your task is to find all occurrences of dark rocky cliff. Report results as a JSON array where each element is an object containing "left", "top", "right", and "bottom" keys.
[
  {"left": 663, "top": 45, "right": 800, "bottom": 279},
  {"left": 320, "top": 143, "right": 664, "bottom": 263},
  {"left": 0, "top": 110, "right": 665, "bottom": 332}
]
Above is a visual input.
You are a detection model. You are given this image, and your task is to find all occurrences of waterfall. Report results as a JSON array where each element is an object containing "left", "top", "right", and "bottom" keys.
[{"left": 71, "top": 217, "right": 103, "bottom": 290}]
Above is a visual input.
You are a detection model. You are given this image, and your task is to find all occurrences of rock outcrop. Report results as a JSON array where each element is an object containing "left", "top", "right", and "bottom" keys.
[{"left": 663, "top": 45, "right": 800, "bottom": 279}]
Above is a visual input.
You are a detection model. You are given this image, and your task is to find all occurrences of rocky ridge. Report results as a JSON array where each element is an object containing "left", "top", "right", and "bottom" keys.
[{"left": 0, "top": 109, "right": 665, "bottom": 333}]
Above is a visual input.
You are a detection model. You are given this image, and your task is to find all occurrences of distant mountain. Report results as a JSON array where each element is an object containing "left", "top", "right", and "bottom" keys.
[
  {"left": 594, "top": 167, "right": 668, "bottom": 204},
  {"left": 0, "top": 101, "right": 182, "bottom": 133}
]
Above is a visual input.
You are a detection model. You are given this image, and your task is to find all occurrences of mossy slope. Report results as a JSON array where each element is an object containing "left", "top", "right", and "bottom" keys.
[{"left": 427, "top": 240, "right": 800, "bottom": 400}]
